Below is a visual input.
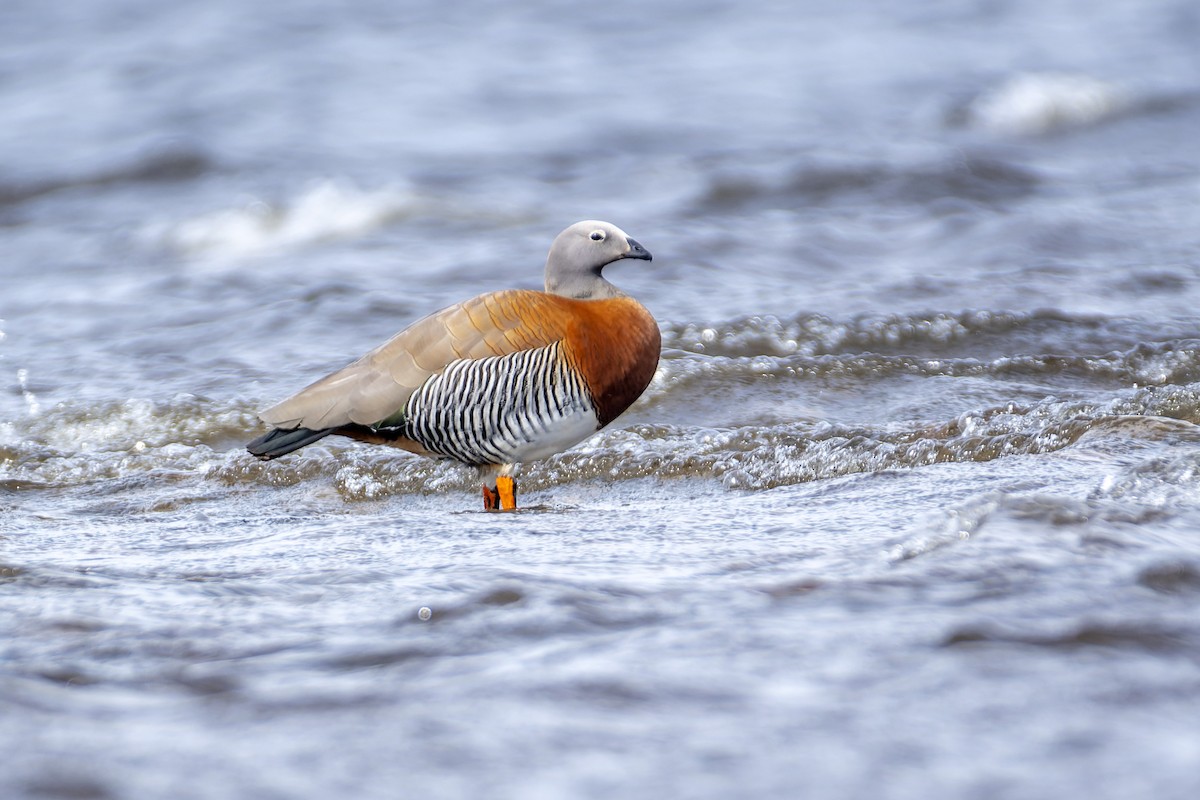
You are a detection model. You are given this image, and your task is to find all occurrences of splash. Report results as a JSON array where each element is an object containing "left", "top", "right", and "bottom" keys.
[{"left": 16, "top": 369, "right": 39, "bottom": 416}]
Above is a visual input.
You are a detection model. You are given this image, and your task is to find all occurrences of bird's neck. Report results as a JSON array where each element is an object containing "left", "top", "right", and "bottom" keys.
[{"left": 544, "top": 269, "right": 626, "bottom": 300}]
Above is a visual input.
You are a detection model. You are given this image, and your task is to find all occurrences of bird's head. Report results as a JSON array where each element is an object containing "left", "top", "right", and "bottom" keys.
[{"left": 544, "top": 220, "right": 652, "bottom": 299}]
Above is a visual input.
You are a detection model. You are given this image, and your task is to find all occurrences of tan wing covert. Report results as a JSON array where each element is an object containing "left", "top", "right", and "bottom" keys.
[{"left": 258, "top": 290, "right": 587, "bottom": 430}]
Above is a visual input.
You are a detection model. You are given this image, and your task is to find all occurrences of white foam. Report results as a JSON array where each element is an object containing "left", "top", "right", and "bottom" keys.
[
  {"left": 968, "top": 73, "right": 1130, "bottom": 136},
  {"left": 144, "top": 179, "right": 424, "bottom": 259}
]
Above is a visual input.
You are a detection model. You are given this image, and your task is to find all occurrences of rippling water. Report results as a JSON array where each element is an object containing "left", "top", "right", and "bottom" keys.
[{"left": 4, "top": 1, "right": 1200, "bottom": 798}]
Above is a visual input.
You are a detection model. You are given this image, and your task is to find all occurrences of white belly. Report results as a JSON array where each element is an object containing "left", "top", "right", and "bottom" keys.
[{"left": 491, "top": 404, "right": 600, "bottom": 464}]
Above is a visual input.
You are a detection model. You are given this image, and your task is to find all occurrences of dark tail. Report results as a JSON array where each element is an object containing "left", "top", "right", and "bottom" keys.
[{"left": 246, "top": 427, "right": 335, "bottom": 460}]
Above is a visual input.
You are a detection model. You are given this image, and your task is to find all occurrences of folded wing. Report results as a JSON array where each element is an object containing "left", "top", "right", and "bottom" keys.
[{"left": 259, "top": 290, "right": 579, "bottom": 431}]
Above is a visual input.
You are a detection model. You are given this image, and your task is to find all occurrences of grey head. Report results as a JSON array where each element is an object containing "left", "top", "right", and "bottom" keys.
[{"left": 543, "top": 220, "right": 652, "bottom": 300}]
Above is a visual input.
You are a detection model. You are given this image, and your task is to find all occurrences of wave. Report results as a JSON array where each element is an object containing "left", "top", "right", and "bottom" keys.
[
  {"left": 951, "top": 72, "right": 1199, "bottom": 138},
  {"left": 655, "top": 341, "right": 1200, "bottom": 395},
  {"left": 662, "top": 307, "right": 1195, "bottom": 357},
  {"left": 661, "top": 309, "right": 1086, "bottom": 357},
  {"left": 5, "top": 384, "right": 1199, "bottom": 502},
  {"left": 138, "top": 179, "right": 430, "bottom": 260},
  {"left": 959, "top": 72, "right": 1132, "bottom": 136},
  {"left": 0, "top": 144, "right": 211, "bottom": 207},
  {"left": 943, "top": 620, "right": 1195, "bottom": 652},
  {"left": 6, "top": 310, "right": 1198, "bottom": 501},
  {"left": 693, "top": 154, "right": 1039, "bottom": 212}
]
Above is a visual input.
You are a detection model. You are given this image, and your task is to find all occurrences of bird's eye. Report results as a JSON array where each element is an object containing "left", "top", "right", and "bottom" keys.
[{"left": 590, "top": 230, "right": 606, "bottom": 241}]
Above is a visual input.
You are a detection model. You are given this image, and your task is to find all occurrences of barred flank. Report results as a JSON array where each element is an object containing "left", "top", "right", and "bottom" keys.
[{"left": 405, "top": 342, "right": 593, "bottom": 466}]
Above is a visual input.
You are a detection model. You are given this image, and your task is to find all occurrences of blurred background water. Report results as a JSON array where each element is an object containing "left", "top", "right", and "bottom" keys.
[{"left": 3, "top": 1, "right": 1200, "bottom": 798}]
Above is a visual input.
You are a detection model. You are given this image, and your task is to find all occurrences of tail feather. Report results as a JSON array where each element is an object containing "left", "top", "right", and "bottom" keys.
[{"left": 246, "top": 427, "right": 334, "bottom": 460}]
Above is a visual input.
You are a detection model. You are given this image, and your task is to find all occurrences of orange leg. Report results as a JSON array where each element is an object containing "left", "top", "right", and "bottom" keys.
[
  {"left": 482, "top": 484, "right": 500, "bottom": 511},
  {"left": 482, "top": 476, "right": 517, "bottom": 511},
  {"left": 497, "top": 475, "right": 517, "bottom": 511}
]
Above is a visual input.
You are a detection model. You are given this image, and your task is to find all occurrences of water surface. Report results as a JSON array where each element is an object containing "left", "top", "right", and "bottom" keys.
[{"left": 4, "top": 1, "right": 1200, "bottom": 798}]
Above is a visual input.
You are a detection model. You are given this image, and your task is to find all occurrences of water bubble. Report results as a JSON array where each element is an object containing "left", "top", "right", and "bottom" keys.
[{"left": 418, "top": 606, "right": 432, "bottom": 621}]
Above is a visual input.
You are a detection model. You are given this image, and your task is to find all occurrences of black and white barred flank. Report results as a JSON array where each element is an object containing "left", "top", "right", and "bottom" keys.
[{"left": 403, "top": 342, "right": 597, "bottom": 466}]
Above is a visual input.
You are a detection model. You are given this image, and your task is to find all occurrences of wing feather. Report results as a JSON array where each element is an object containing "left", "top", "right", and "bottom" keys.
[{"left": 259, "top": 290, "right": 576, "bottom": 430}]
